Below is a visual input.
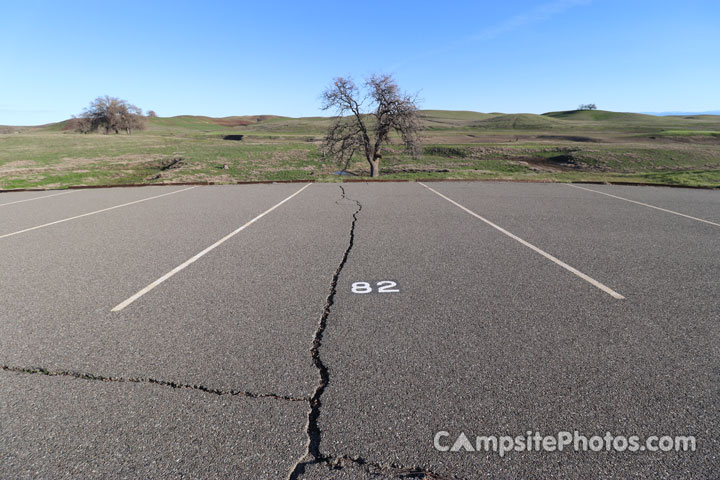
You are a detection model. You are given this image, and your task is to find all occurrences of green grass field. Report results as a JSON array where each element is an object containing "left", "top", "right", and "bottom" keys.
[{"left": 1, "top": 110, "right": 719, "bottom": 189}]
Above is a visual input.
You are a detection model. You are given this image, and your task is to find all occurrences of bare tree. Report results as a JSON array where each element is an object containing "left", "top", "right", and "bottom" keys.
[
  {"left": 75, "top": 96, "right": 146, "bottom": 134},
  {"left": 69, "top": 115, "right": 92, "bottom": 134},
  {"left": 147, "top": 110, "right": 157, "bottom": 117},
  {"left": 578, "top": 103, "right": 597, "bottom": 111},
  {"left": 122, "top": 104, "right": 145, "bottom": 134},
  {"left": 321, "top": 74, "right": 420, "bottom": 177}
]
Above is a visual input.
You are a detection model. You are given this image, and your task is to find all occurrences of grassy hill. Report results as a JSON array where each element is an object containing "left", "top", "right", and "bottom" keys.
[
  {"left": 419, "top": 110, "right": 496, "bottom": 129},
  {"left": 542, "top": 109, "right": 720, "bottom": 133},
  {"left": 470, "top": 113, "right": 569, "bottom": 130},
  {"left": 1, "top": 109, "right": 719, "bottom": 189},
  {"left": 543, "top": 110, "right": 657, "bottom": 122}
]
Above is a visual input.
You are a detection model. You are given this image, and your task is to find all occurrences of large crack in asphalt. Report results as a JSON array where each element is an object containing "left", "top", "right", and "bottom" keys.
[
  {"left": 0, "top": 365, "right": 307, "bottom": 402},
  {"left": 288, "top": 185, "right": 362, "bottom": 479},
  {"left": 288, "top": 186, "right": 455, "bottom": 480}
]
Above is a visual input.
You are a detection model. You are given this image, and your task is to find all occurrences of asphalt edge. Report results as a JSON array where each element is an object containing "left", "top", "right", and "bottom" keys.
[
  {"left": 0, "top": 178, "right": 716, "bottom": 193},
  {"left": 0, "top": 179, "right": 315, "bottom": 193}
]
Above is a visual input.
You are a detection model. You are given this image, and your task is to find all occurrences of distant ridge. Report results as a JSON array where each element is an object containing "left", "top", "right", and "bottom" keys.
[
  {"left": 5, "top": 109, "right": 720, "bottom": 130},
  {"left": 642, "top": 111, "right": 720, "bottom": 116}
]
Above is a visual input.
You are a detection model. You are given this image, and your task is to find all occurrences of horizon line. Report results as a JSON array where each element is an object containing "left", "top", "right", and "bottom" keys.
[{"left": 3, "top": 108, "right": 720, "bottom": 127}]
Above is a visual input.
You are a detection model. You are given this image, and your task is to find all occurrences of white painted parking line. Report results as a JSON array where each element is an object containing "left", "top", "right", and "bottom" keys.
[
  {"left": 111, "top": 183, "right": 312, "bottom": 312},
  {"left": 0, "top": 187, "right": 197, "bottom": 240},
  {"left": 0, "top": 190, "right": 78, "bottom": 207},
  {"left": 565, "top": 184, "right": 720, "bottom": 227},
  {"left": 419, "top": 182, "right": 625, "bottom": 300}
]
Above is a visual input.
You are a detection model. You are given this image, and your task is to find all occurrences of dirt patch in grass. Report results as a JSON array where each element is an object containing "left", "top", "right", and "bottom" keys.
[
  {"left": 650, "top": 135, "right": 720, "bottom": 145},
  {"left": 0, "top": 160, "right": 38, "bottom": 171},
  {"left": 259, "top": 165, "right": 316, "bottom": 172},
  {"left": 536, "top": 135, "right": 603, "bottom": 143},
  {"left": 517, "top": 157, "right": 584, "bottom": 172},
  {"left": 158, "top": 172, "right": 235, "bottom": 184},
  {"left": 383, "top": 166, "right": 452, "bottom": 174},
  {"left": 0, "top": 154, "right": 169, "bottom": 175},
  {"left": 425, "top": 134, "right": 524, "bottom": 144},
  {"left": 210, "top": 118, "right": 253, "bottom": 127},
  {"left": 0, "top": 154, "right": 178, "bottom": 189}
]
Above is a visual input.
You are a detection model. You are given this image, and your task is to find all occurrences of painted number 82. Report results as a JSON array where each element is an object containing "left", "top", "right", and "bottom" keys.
[{"left": 351, "top": 281, "right": 400, "bottom": 294}]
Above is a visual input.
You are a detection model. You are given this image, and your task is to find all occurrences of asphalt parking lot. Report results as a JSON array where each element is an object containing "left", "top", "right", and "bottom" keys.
[{"left": 1, "top": 182, "right": 717, "bottom": 479}]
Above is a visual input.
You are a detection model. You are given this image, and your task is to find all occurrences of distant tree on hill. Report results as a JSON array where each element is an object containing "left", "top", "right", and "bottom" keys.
[
  {"left": 578, "top": 103, "right": 597, "bottom": 111},
  {"left": 147, "top": 110, "right": 157, "bottom": 117},
  {"left": 321, "top": 74, "right": 421, "bottom": 177},
  {"left": 75, "top": 96, "right": 146, "bottom": 134}
]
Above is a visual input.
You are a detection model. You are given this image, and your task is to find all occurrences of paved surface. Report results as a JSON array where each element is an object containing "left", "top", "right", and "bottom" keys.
[{"left": 0, "top": 182, "right": 717, "bottom": 478}]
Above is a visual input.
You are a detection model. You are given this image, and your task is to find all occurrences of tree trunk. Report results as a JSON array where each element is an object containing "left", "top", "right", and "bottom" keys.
[{"left": 369, "top": 158, "right": 380, "bottom": 177}]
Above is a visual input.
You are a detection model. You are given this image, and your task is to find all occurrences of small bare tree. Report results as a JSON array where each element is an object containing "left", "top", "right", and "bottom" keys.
[
  {"left": 122, "top": 104, "right": 145, "bottom": 134},
  {"left": 578, "top": 103, "right": 597, "bottom": 111},
  {"left": 70, "top": 115, "right": 93, "bottom": 134},
  {"left": 75, "top": 96, "right": 146, "bottom": 134},
  {"left": 321, "top": 74, "right": 420, "bottom": 177}
]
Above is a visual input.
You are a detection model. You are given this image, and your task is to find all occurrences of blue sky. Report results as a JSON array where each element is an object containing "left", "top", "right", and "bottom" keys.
[{"left": 1, "top": 0, "right": 718, "bottom": 125}]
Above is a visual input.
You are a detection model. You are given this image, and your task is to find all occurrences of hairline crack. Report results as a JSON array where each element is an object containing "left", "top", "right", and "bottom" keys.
[{"left": 0, "top": 365, "right": 307, "bottom": 402}]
